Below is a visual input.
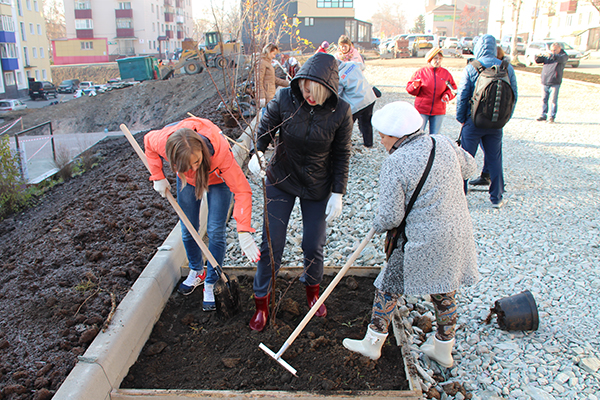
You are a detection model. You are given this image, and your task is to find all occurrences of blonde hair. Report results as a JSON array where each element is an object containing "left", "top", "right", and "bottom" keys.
[
  {"left": 338, "top": 35, "right": 352, "bottom": 47},
  {"left": 298, "top": 79, "right": 331, "bottom": 106},
  {"left": 165, "top": 128, "right": 211, "bottom": 199},
  {"left": 262, "top": 43, "right": 279, "bottom": 55},
  {"left": 497, "top": 46, "right": 505, "bottom": 60}
]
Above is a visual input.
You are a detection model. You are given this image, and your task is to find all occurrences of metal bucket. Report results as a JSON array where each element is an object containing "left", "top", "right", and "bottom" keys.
[{"left": 488, "top": 290, "right": 539, "bottom": 331}]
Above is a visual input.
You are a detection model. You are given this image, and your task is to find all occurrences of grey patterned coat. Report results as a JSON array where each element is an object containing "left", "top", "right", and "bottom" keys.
[{"left": 373, "top": 132, "right": 479, "bottom": 295}]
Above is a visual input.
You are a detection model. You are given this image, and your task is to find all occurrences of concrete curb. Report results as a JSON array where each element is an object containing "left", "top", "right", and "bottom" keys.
[{"left": 54, "top": 224, "right": 186, "bottom": 399}]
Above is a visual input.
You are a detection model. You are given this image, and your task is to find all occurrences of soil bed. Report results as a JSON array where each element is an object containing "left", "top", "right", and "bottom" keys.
[{"left": 121, "top": 274, "right": 409, "bottom": 392}]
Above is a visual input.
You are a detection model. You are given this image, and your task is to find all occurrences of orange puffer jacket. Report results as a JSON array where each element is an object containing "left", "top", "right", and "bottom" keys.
[{"left": 144, "top": 117, "right": 255, "bottom": 232}]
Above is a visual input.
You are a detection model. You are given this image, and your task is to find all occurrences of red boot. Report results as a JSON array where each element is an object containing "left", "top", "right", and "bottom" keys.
[
  {"left": 306, "top": 284, "right": 327, "bottom": 317},
  {"left": 249, "top": 294, "right": 270, "bottom": 331}
]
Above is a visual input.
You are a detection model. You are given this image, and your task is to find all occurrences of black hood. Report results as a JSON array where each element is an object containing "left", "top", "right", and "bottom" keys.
[{"left": 290, "top": 52, "right": 340, "bottom": 108}]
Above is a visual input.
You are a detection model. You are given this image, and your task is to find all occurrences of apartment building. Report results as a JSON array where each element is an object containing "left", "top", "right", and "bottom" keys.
[
  {"left": 59, "top": 0, "right": 195, "bottom": 64},
  {"left": 0, "top": 0, "right": 52, "bottom": 98},
  {"left": 242, "top": 0, "right": 372, "bottom": 52}
]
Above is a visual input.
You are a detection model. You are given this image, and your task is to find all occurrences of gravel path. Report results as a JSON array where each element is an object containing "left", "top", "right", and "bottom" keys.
[{"left": 224, "top": 64, "right": 600, "bottom": 399}]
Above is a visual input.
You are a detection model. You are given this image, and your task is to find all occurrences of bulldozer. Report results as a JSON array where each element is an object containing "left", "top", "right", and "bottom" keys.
[{"left": 158, "top": 32, "right": 240, "bottom": 79}]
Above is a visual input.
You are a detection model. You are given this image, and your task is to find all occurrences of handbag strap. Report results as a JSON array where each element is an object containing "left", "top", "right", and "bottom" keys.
[{"left": 397, "top": 137, "right": 436, "bottom": 251}]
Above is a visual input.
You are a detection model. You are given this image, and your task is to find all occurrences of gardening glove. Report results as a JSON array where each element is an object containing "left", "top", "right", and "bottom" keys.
[
  {"left": 259, "top": 98, "right": 266, "bottom": 108},
  {"left": 442, "top": 93, "right": 450, "bottom": 103},
  {"left": 153, "top": 179, "right": 171, "bottom": 198},
  {"left": 248, "top": 151, "right": 265, "bottom": 178},
  {"left": 238, "top": 232, "right": 260, "bottom": 262},
  {"left": 325, "top": 193, "right": 343, "bottom": 224}
]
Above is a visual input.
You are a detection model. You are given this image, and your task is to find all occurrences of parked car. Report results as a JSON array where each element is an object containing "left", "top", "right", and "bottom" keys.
[
  {"left": 29, "top": 81, "right": 58, "bottom": 100},
  {"left": 438, "top": 36, "right": 447, "bottom": 47},
  {"left": 458, "top": 37, "right": 474, "bottom": 50},
  {"left": 0, "top": 99, "right": 27, "bottom": 113},
  {"left": 371, "top": 38, "right": 381, "bottom": 49},
  {"left": 79, "top": 81, "right": 94, "bottom": 89},
  {"left": 443, "top": 37, "right": 459, "bottom": 48},
  {"left": 406, "top": 34, "right": 435, "bottom": 57},
  {"left": 500, "top": 36, "right": 526, "bottom": 55},
  {"left": 57, "top": 79, "right": 80, "bottom": 93},
  {"left": 525, "top": 41, "right": 583, "bottom": 68}
]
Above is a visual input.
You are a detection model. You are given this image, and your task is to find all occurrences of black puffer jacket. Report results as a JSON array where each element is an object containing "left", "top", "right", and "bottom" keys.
[
  {"left": 256, "top": 52, "right": 353, "bottom": 201},
  {"left": 536, "top": 49, "right": 568, "bottom": 86}
]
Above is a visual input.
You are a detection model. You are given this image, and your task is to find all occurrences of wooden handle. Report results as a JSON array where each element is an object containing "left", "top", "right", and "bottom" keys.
[
  {"left": 276, "top": 227, "right": 376, "bottom": 358},
  {"left": 119, "top": 124, "right": 228, "bottom": 282}
]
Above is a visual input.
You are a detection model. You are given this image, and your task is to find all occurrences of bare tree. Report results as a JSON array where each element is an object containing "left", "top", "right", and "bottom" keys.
[
  {"left": 370, "top": 3, "right": 408, "bottom": 37},
  {"left": 43, "top": 0, "right": 66, "bottom": 41}
]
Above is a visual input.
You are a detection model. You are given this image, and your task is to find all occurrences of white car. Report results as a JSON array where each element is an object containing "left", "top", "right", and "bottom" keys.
[
  {"left": 79, "top": 81, "right": 94, "bottom": 89},
  {"left": 443, "top": 37, "right": 459, "bottom": 49},
  {"left": 500, "top": 36, "right": 526, "bottom": 55},
  {"left": 525, "top": 41, "right": 583, "bottom": 68},
  {"left": 0, "top": 99, "right": 27, "bottom": 113}
]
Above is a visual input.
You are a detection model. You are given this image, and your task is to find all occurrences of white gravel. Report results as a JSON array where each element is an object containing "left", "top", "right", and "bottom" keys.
[{"left": 224, "top": 64, "right": 600, "bottom": 399}]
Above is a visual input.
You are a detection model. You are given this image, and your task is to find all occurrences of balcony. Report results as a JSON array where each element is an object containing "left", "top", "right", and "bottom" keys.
[
  {"left": 115, "top": 9, "right": 133, "bottom": 18},
  {"left": 176, "top": 15, "right": 184, "bottom": 24},
  {"left": 0, "top": 31, "right": 16, "bottom": 43},
  {"left": 116, "top": 28, "right": 135, "bottom": 38},
  {"left": 559, "top": 0, "right": 577, "bottom": 13},
  {"left": 177, "top": 31, "right": 183, "bottom": 39},
  {"left": 75, "top": 9, "right": 92, "bottom": 19},
  {"left": 76, "top": 29, "right": 94, "bottom": 38},
  {"left": 165, "top": 30, "right": 173, "bottom": 39},
  {"left": 165, "top": 12, "right": 174, "bottom": 22},
  {"left": 1, "top": 58, "right": 19, "bottom": 71},
  {"left": 176, "top": 0, "right": 182, "bottom": 7},
  {"left": 164, "top": 0, "right": 172, "bottom": 6}
]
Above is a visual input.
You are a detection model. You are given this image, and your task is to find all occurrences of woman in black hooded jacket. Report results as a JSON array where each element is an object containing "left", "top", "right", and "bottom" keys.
[{"left": 248, "top": 52, "right": 353, "bottom": 331}]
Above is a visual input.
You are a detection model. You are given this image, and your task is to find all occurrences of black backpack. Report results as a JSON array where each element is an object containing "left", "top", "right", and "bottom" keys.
[{"left": 469, "top": 58, "right": 516, "bottom": 129}]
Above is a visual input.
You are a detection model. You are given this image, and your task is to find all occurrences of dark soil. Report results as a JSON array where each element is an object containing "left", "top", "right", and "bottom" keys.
[
  {"left": 512, "top": 64, "right": 600, "bottom": 85},
  {"left": 121, "top": 274, "right": 409, "bottom": 392}
]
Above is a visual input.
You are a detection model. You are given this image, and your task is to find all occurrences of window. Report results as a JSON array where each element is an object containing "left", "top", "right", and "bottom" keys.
[
  {"left": 75, "top": 19, "right": 93, "bottom": 29},
  {"left": 75, "top": 1, "right": 90, "bottom": 9},
  {"left": 151, "top": 3, "right": 154, "bottom": 12},
  {"left": 26, "top": 0, "right": 30, "bottom": 10},
  {"left": 567, "top": 15, "right": 572, "bottom": 26},
  {"left": 80, "top": 41, "right": 93, "bottom": 49},
  {"left": 35, "top": 69, "right": 39, "bottom": 80},
  {"left": 16, "top": 71, "right": 22, "bottom": 84},
  {"left": 26, "top": 70, "right": 31, "bottom": 78},
  {"left": 33, "top": 0, "right": 38, "bottom": 11},
  {"left": 42, "top": 69, "right": 46, "bottom": 79},
  {"left": 116, "top": 18, "right": 132, "bottom": 28},
  {"left": 148, "top": 41, "right": 152, "bottom": 49},
  {"left": 317, "top": 0, "right": 353, "bottom": 7},
  {"left": 1, "top": 15, "right": 14, "bottom": 31},
  {"left": 23, "top": 46, "right": 28, "bottom": 65},
  {"left": 0, "top": 0, "right": 11, "bottom": 5},
  {"left": 39, "top": 47, "right": 44, "bottom": 58},
  {"left": 578, "top": 13, "right": 582, "bottom": 25},
  {"left": 20, "top": 22, "right": 25, "bottom": 40},
  {"left": 32, "top": 47, "right": 37, "bottom": 58},
  {"left": 17, "top": 0, "right": 22, "bottom": 15},
  {"left": 304, "top": 17, "right": 314, "bottom": 26},
  {"left": 29, "top": 23, "right": 33, "bottom": 34},
  {"left": 118, "top": 2, "right": 131, "bottom": 9},
  {"left": 37, "top": 24, "right": 42, "bottom": 35},
  {"left": 152, "top": 22, "right": 155, "bottom": 32},
  {"left": 0, "top": 43, "right": 17, "bottom": 58},
  {"left": 162, "top": 23, "right": 164, "bottom": 32},
  {"left": 4, "top": 72, "right": 15, "bottom": 85}
]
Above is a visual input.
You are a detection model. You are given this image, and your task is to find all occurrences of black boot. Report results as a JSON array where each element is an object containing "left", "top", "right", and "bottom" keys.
[{"left": 469, "top": 173, "right": 491, "bottom": 186}]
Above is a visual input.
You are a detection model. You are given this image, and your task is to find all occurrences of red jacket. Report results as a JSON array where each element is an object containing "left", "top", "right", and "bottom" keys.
[
  {"left": 407, "top": 66, "right": 457, "bottom": 116},
  {"left": 144, "top": 117, "right": 255, "bottom": 233}
]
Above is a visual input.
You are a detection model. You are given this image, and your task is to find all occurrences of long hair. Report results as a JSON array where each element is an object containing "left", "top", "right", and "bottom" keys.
[
  {"left": 262, "top": 43, "right": 278, "bottom": 55},
  {"left": 298, "top": 78, "right": 331, "bottom": 106},
  {"left": 165, "top": 128, "right": 211, "bottom": 199}
]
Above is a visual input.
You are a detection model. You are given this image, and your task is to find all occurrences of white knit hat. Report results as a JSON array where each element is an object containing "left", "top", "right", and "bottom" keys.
[{"left": 371, "top": 101, "right": 423, "bottom": 138}]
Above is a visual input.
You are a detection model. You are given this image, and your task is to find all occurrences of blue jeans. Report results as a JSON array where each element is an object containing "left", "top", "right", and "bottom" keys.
[
  {"left": 253, "top": 178, "right": 328, "bottom": 297},
  {"left": 541, "top": 84, "right": 560, "bottom": 119},
  {"left": 460, "top": 119, "right": 504, "bottom": 204},
  {"left": 177, "top": 178, "right": 232, "bottom": 285},
  {"left": 420, "top": 114, "right": 444, "bottom": 135}
]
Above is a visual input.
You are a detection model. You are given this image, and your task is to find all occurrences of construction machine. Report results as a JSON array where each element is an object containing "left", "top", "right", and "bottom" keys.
[{"left": 203, "top": 31, "right": 240, "bottom": 69}]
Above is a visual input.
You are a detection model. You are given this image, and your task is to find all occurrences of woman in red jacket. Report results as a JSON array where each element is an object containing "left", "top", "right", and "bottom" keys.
[
  {"left": 144, "top": 117, "right": 260, "bottom": 310},
  {"left": 406, "top": 47, "right": 457, "bottom": 135}
]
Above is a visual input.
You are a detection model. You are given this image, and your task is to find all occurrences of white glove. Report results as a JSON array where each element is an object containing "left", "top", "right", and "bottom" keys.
[
  {"left": 238, "top": 232, "right": 260, "bottom": 262},
  {"left": 325, "top": 193, "right": 343, "bottom": 224},
  {"left": 153, "top": 179, "right": 171, "bottom": 198},
  {"left": 248, "top": 151, "right": 265, "bottom": 178},
  {"left": 259, "top": 98, "right": 266, "bottom": 108}
]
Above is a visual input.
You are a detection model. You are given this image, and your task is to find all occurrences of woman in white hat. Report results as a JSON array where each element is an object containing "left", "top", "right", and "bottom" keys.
[
  {"left": 406, "top": 47, "right": 457, "bottom": 135},
  {"left": 342, "top": 101, "right": 479, "bottom": 368}
]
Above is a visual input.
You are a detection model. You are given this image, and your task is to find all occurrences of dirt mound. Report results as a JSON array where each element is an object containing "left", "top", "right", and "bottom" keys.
[
  {"left": 6, "top": 69, "right": 236, "bottom": 135},
  {"left": 51, "top": 64, "right": 121, "bottom": 88}
]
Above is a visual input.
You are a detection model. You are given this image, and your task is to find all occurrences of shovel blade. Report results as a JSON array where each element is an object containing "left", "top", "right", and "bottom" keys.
[{"left": 214, "top": 272, "right": 241, "bottom": 319}]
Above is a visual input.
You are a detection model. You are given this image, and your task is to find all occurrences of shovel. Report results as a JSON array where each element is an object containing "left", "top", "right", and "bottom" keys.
[
  {"left": 260, "top": 227, "right": 376, "bottom": 376},
  {"left": 120, "top": 124, "right": 241, "bottom": 318}
]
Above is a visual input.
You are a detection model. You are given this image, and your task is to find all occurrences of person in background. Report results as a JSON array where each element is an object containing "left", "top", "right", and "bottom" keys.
[
  {"left": 406, "top": 47, "right": 457, "bottom": 135},
  {"left": 535, "top": 42, "right": 568, "bottom": 124},
  {"left": 469, "top": 45, "right": 507, "bottom": 189},
  {"left": 281, "top": 53, "right": 301, "bottom": 79},
  {"left": 144, "top": 118, "right": 260, "bottom": 310},
  {"left": 335, "top": 35, "right": 364, "bottom": 64},
  {"left": 258, "top": 43, "right": 290, "bottom": 109},
  {"left": 456, "top": 34, "right": 518, "bottom": 208},
  {"left": 316, "top": 41, "right": 330, "bottom": 54},
  {"left": 337, "top": 59, "right": 378, "bottom": 147},
  {"left": 247, "top": 53, "right": 353, "bottom": 331},
  {"left": 342, "top": 101, "right": 478, "bottom": 368}
]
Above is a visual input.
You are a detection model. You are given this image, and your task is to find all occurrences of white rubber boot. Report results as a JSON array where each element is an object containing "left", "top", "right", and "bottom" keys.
[
  {"left": 342, "top": 327, "right": 388, "bottom": 360},
  {"left": 420, "top": 335, "right": 455, "bottom": 368}
]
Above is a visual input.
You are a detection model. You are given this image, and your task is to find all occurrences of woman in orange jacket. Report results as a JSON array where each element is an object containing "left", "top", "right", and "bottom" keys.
[{"left": 144, "top": 117, "right": 260, "bottom": 310}]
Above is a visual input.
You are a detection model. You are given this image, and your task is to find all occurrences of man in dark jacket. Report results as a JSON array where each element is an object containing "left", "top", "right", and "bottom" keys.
[{"left": 535, "top": 43, "right": 568, "bottom": 124}]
